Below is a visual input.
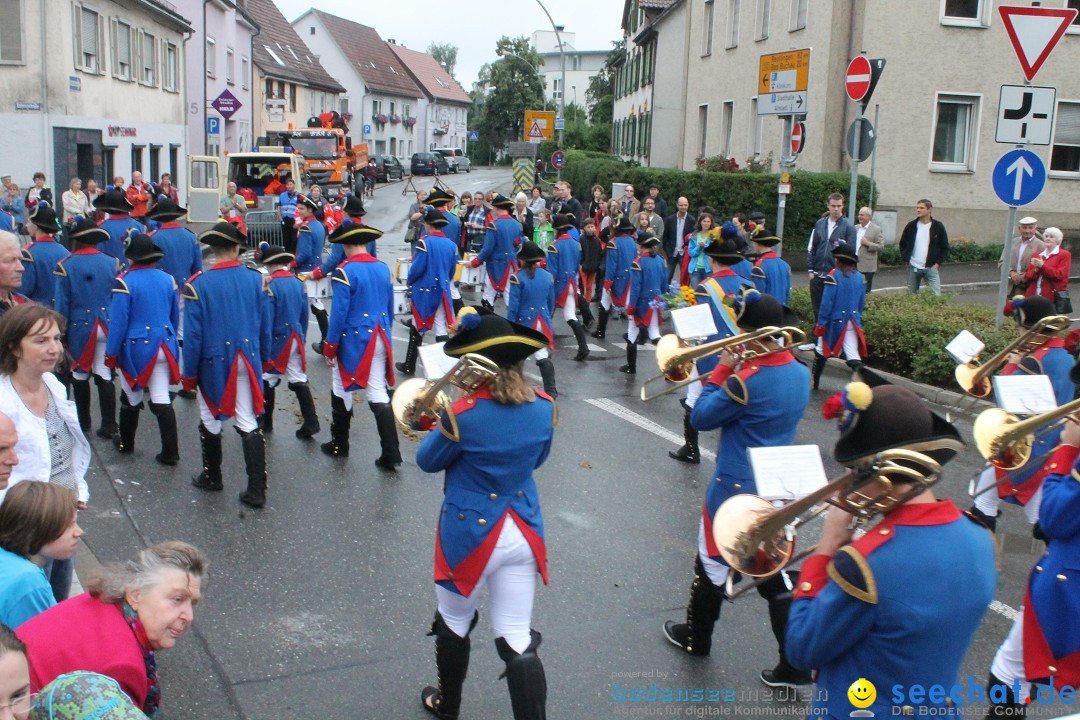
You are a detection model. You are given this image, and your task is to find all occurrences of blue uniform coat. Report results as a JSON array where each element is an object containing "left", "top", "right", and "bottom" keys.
[
  {"left": 604, "top": 233, "right": 638, "bottom": 306},
  {"left": 816, "top": 268, "right": 867, "bottom": 358},
  {"left": 265, "top": 270, "right": 309, "bottom": 374},
  {"left": 477, "top": 215, "right": 520, "bottom": 292},
  {"left": 98, "top": 216, "right": 143, "bottom": 268},
  {"left": 105, "top": 266, "right": 181, "bottom": 390},
  {"left": 440, "top": 210, "right": 462, "bottom": 256},
  {"left": 507, "top": 267, "right": 555, "bottom": 348},
  {"left": 54, "top": 249, "right": 121, "bottom": 372},
  {"left": 417, "top": 387, "right": 555, "bottom": 597},
  {"left": 408, "top": 230, "right": 457, "bottom": 332},
  {"left": 150, "top": 224, "right": 202, "bottom": 288},
  {"left": 323, "top": 254, "right": 394, "bottom": 391},
  {"left": 294, "top": 217, "right": 326, "bottom": 273},
  {"left": 693, "top": 269, "right": 753, "bottom": 377},
  {"left": 751, "top": 252, "right": 791, "bottom": 303},
  {"left": 546, "top": 233, "right": 580, "bottom": 306},
  {"left": 19, "top": 237, "right": 69, "bottom": 305},
  {"left": 627, "top": 253, "right": 668, "bottom": 327}
]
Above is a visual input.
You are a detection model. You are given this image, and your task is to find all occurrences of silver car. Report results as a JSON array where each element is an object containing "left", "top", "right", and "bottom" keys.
[{"left": 435, "top": 148, "right": 471, "bottom": 173}]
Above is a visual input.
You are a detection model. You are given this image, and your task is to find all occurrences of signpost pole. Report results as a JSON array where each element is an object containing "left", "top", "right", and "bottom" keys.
[
  {"left": 776, "top": 115, "right": 793, "bottom": 242},
  {"left": 996, "top": 205, "right": 1019, "bottom": 329},
  {"left": 847, "top": 102, "right": 862, "bottom": 224}
]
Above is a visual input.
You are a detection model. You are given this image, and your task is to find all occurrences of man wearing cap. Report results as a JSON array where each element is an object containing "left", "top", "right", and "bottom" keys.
[
  {"left": 749, "top": 234, "right": 791, "bottom": 303},
  {"left": 592, "top": 214, "right": 638, "bottom": 340},
  {"left": 786, "top": 381, "right": 995, "bottom": 717},
  {"left": 183, "top": 222, "right": 272, "bottom": 508},
  {"left": 96, "top": 190, "right": 142, "bottom": 269},
  {"left": 124, "top": 171, "right": 151, "bottom": 224},
  {"left": 258, "top": 244, "right": 320, "bottom": 439},
  {"left": 320, "top": 222, "right": 401, "bottom": 470},
  {"left": 469, "top": 194, "right": 520, "bottom": 310},
  {"left": 508, "top": 240, "right": 558, "bottom": 397},
  {"left": 547, "top": 213, "right": 592, "bottom": 362},
  {"left": 104, "top": 234, "right": 181, "bottom": 466},
  {"left": 294, "top": 193, "right": 329, "bottom": 347},
  {"left": 146, "top": 199, "right": 201, "bottom": 341},
  {"left": 622, "top": 233, "right": 666, "bottom": 374},
  {"left": 1000, "top": 216, "right": 1045, "bottom": 298},
  {"left": 811, "top": 244, "right": 866, "bottom": 389},
  {"left": 748, "top": 211, "right": 768, "bottom": 236},
  {"left": 277, "top": 177, "right": 300, "bottom": 255},
  {"left": 664, "top": 288, "right": 812, "bottom": 689},
  {"left": 0, "top": 231, "right": 28, "bottom": 319},
  {"left": 19, "top": 204, "right": 68, "bottom": 305},
  {"left": 55, "top": 220, "right": 122, "bottom": 439},
  {"left": 396, "top": 208, "right": 458, "bottom": 376}
]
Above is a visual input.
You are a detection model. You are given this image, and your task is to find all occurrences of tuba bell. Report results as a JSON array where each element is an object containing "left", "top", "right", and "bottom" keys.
[{"left": 391, "top": 353, "right": 500, "bottom": 441}]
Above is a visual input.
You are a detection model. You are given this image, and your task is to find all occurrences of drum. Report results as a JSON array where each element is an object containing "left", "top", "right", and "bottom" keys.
[
  {"left": 458, "top": 260, "right": 485, "bottom": 288},
  {"left": 305, "top": 277, "right": 331, "bottom": 299},
  {"left": 394, "top": 257, "right": 412, "bottom": 284},
  {"left": 393, "top": 285, "right": 410, "bottom": 316}
]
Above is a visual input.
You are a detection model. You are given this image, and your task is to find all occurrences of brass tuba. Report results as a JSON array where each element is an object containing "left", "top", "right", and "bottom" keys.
[
  {"left": 391, "top": 353, "right": 500, "bottom": 441},
  {"left": 955, "top": 315, "right": 1071, "bottom": 398},
  {"left": 972, "top": 396, "right": 1080, "bottom": 471}
]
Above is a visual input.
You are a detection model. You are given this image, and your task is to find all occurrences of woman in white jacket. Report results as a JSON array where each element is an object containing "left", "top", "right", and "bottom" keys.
[{"left": 0, "top": 303, "right": 90, "bottom": 602}]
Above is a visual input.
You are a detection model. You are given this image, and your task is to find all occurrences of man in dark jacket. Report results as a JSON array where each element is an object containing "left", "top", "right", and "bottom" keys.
[
  {"left": 663, "top": 197, "right": 695, "bottom": 284},
  {"left": 806, "top": 193, "right": 858, "bottom": 319},
  {"left": 898, "top": 199, "right": 949, "bottom": 296}
]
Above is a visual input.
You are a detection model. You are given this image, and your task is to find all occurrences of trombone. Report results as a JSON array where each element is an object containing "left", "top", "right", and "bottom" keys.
[
  {"left": 639, "top": 326, "right": 807, "bottom": 402},
  {"left": 972, "top": 396, "right": 1080, "bottom": 471},
  {"left": 391, "top": 353, "right": 500, "bottom": 441},
  {"left": 955, "top": 315, "right": 1071, "bottom": 397},
  {"left": 711, "top": 449, "right": 943, "bottom": 581}
]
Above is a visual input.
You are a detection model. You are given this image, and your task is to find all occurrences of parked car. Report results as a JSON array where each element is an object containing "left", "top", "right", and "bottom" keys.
[
  {"left": 373, "top": 155, "right": 406, "bottom": 182},
  {"left": 411, "top": 152, "right": 449, "bottom": 176},
  {"left": 434, "top": 148, "right": 471, "bottom": 173}
]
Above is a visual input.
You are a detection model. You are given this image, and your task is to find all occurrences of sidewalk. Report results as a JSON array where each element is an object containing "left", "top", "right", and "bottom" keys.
[{"left": 791, "top": 260, "right": 1078, "bottom": 297}]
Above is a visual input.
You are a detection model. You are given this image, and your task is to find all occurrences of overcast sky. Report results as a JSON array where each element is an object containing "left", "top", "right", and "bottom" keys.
[{"left": 273, "top": 0, "right": 625, "bottom": 90}]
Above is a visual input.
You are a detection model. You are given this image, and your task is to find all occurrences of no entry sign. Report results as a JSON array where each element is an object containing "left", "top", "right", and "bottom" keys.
[
  {"left": 845, "top": 56, "right": 872, "bottom": 102},
  {"left": 790, "top": 122, "right": 805, "bottom": 155}
]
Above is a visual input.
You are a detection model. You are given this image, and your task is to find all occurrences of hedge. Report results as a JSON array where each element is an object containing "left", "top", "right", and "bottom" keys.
[
  {"left": 787, "top": 288, "right": 1016, "bottom": 387},
  {"left": 561, "top": 149, "right": 873, "bottom": 247},
  {"left": 878, "top": 240, "right": 1005, "bottom": 266}
]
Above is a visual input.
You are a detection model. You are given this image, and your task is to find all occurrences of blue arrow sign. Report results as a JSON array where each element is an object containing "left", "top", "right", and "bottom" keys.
[{"left": 992, "top": 149, "right": 1046, "bottom": 206}]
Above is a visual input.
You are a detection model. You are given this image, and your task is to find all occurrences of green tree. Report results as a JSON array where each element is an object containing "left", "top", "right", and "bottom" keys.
[
  {"left": 586, "top": 40, "right": 622, "bottom": 126},
  {"left": 427, "top": 42, "right": 459, "bottom": 80},
  {"left": 478, "top": 37, "right": 545, "bottom": 151}
]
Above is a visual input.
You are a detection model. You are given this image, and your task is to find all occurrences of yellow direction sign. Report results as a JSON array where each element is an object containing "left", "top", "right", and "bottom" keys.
[
  {"left": 524, "top": 110, "right": 555, "bottom": 143},
  {"left": 757, "top": 48, "right": 811, "bottom": 116}
]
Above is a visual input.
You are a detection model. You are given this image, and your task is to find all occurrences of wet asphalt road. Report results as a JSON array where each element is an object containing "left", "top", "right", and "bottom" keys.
[{"left": 75, "top": 167, "right": 1067, "bottom": 719}]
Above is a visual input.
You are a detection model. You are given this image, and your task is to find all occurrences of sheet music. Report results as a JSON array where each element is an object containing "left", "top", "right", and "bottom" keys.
[
  {"left": 748, "top": 445, "right": 828, "bottom": 501},
  {"left": 672, "top": 303, "right": 718, "bottom": 339},
  {"left": 992, "top": 375, "right": 1058, "bottom": 415},
  {"left": 946, "top": 329, "right": 985, "bottom": 365},
  {"left": 419, "top": 343, "right": 459, "bottom": 380}
]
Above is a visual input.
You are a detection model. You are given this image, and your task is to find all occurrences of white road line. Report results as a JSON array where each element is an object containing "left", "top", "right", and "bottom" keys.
[
  {"left": 988, "top": 599, "right": 1020, "bottom": 621},
  {"left": 586, "top": 343, "right": 607, "bottom": 352},
  {"left": 584, "top": 397, "right": 717, "bottom": 462}
]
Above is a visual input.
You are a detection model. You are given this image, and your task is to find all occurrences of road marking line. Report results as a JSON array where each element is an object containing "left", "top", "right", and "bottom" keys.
[
  {"left": 584, "top": 397, "right": 717, "bottom": 461},
  {"left": 587, "top": 343, "right": 607, "bottom": 352},
  {"left": 988, "top": 599, "right": 1020, "bottom": 621}
]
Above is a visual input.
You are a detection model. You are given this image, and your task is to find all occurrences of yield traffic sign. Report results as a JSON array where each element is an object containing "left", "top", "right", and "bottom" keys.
[
  {"left": 992, "top": 149, "right": 1047, "bottom": 206},
  {"left": 998, "top": 5, "right": 1078, "bottom": 82},
  {"left": 790, "top": 122, "right": 806, "bottom": 155},
  {"left": 845, "top": 56, "right": 872, "bottom": 102}
]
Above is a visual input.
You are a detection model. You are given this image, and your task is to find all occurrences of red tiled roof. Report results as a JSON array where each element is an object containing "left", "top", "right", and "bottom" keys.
[
  {"left": 308, "top": 9, "right": 422, "bottom": 99},
  {"left": 244, "top": 0, "right": 344, "bottom": 93},
  {"left": 387, "top": 44, "right": 470, "bottom": 105}
]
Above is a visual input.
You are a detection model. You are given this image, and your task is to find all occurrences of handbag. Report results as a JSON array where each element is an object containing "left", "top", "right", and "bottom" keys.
[
  {"left": 404, "top": 225, "right": 418, "bottom": 243},
  {"left": 1054, "top": 289, "right": 1073, "bottom": 314}
]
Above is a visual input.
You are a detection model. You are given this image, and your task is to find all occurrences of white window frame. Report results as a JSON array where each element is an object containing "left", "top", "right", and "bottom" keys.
[
  {"left": 72, "top": 3, "right": 105, "bottom": 75},
  {"left": 1065, "top": 0, "right": 1080, "bottom": 34},
  {"left": 0, "top": 0, "right": 25, "bottom": 64},
  {"left": 225, "top": 47, "right": 234, "bottom": 84},
  {"left": 163, "top": 41, "right": 179, "bottom": 92},
  {"left": 788, "top": 0, "right": 807, "bottom": 31},
  {"left": 938, "top": 0, "right": 991, "bottom": 28},
  {"left": 721, "top": 100, "right": 735, "bottom": 157},
  {"left": 755, "top": 0, "right": 771, "bottom": 40},
  {"left": 749, "top": 97, "right": 763, "bottom": 159},
  {"left": 702, "top": 0, "right": 715, "bottom": 56},
  {"left": 241, "top": 56, "right": 249, "bottom": 89},
  {"left": 726, "top": 0, "right": 741, "bottom": 49},
  {"left": 928, "top": 91, "right": 982, "bottom": 173},
  {"left": 137, "top": 30, "right": 156, "bottom": 86},
  {"left": 205, "top": 35, "right": 216, "bottom": 78},
  {"left": 698, "top": 104, "right": 709, "bottom": 159},
  {"left": 111, "top": 18, "right": 133, "bottom": 80},
  {"left": 1049, "top": 98, "right": 1080, "bottom": 178}
]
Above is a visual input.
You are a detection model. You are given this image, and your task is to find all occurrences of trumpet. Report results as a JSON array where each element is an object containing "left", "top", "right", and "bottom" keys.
[
  {"left": 972, "top": 396, "right": 1080, "bottom": 470},
  {"left": 712, "top": 449, "right": 943, "bottom": 580},
  {"left": 955, "top": 315, "right": 1071, "bottom": 398},
  {"left": 639, "top": 326, "right": 807, "bottom": 402},
  {"left": 390, "top": 353, "right": 500, "bottom": 441}
]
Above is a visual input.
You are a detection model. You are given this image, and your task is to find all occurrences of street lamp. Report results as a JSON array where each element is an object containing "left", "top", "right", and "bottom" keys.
[
  {"left": 534, "top": 0, "right": 566, "bottom": 180},
  {"left": 571, "top": 84, "right": 578, "bottom": 124}
]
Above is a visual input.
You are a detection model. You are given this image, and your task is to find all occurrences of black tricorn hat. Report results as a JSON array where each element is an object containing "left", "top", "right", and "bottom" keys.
[
  {"left": 1005, "top": 294, "right": 1055, "bottom": 329},
  {"left": 67, "top": 219, "right": 109, "bottom": 245},
  {"left": 95, "top": 189, "right": 134, "bottom": 214},
  {"left": 199, "top": 221, "right": 245, "bottom": 247},
  {"left": 423, "top": 207, "right": 448, "bottom": 228},
  {"left": 752, "top": 234, "right": 782, "bottom": 248},
  {"left": 259, "top": 244, "right": 294, "bottom": 266},
  {"left": 125, "top": 233, "right": 164, "bottom": 263},
  {"left": 342, "top": 195, "right": 366, "bottom": 217},
  {"left": 612, "top": 215, "right": 635, "bottom": 234},
  {"left": 733, "top": 288, "right": 800, "bottom": 330},
  {"left": 702, "top": 237, "right": 743, "bottom": 263},
  {"left": 329, "top": 221, "right": 383, "bottom": 245},
  {"left": 490, "top": 193, "right": 514, "bottom": 210},
  {"left": 517, "top": 240, "right": 546, "bottom": 263},
  {"left": 552, "top": 213, "right": 576, "bottom": 231},
  {"left": 444, "top": 307, "right": 549, "bottom": 368},
  {"left": 832, "top": 243, "right": 858, "bottom": 264},
  {"left": 146, "top": 199, "right": 187, "bottom": 221},
  {"left": 27, "top": 203, "right": 60, "bottom": 232},
  {"left": 635, "top": 232, "right": 660, "bottom": 251},
  {"left": 749, "top": 211, "right": 767, "bottom": 222},
  {"left": 427, "top": 188, "right": 453, "bottom": 206},
  {"left": 298, "top": 194, "right": 319, "bottom": 213}
]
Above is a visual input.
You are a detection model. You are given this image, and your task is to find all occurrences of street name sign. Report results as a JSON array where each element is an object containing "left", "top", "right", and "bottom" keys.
[
  {"left": 996, "top": 85, "right": 1056, "bottom": 145},
  {"left": 992, "top": 149, "right": 1047, "bottom": 206},
  {"left": 757, "top": 48, "right": 811, "bottom": 115},
  {"left": 998, "top": 5, "right": 1077, "bottom": 81}
]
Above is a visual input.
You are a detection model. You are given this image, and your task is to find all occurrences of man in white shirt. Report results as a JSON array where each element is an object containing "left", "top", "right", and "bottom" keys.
[
  {"left": 663, "top": 197, "right": 694, "bottom": 283},
  {"left": 898, "top": 199, "right": 949, "bottom": 295},
  {"left": 999, "top": 216, "right": 1045, "bottom": 297}
]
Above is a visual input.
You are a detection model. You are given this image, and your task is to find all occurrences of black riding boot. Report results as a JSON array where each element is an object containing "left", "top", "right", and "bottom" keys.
[
  {"left": 451, "top": 297, "right": 464, "bottom": 316},
  {"left": 969, "top": 505, "right": 999, "bottom": 533},
  {"left": 988, "top": 672, "right": 1026, "bottom": 717},
  {"left": 321, "top": 394, "right": 352, "bottom": 457},
  {"left": 619, "top": 342, "right": 637, "bottom": 374},
  {"left": 94, "top": 376, "right": 118, "bottom": 439},
  {"left": 396, "top": 326, "right": 422, "bottom": 375},
  {"left": 663, "top": 556, "right": 724, "bottom": 656},
  {"left": 289, "top": 382, "right": 321, "bottom": 438},
  {"left": 568, "top": 319, "right": 590, "bottom": 361},
  {"left": 311, "top": 305, "right": 329, "bottom": 344},
  {"left": 811, "top": 352, "right": 827, "bottom": 390},
  {"left": 72, "top": 379, "right": 92, "bottom": 433},
  {"left": 591, "top": 307, "right": 609, "bottom": 339},
  {"left": 112, "top": 394, "right": 142, "bottom": 454},
  {"left": 536, "top": 359, "right": 557, "bottom": 398},
  {"left": 495, "top": 631, "right": 547, "bottom": 720},
  {"left": 238, "top": 428, "right": 268, "bottom": 508},
  {"left": 421, "top": 612, "right": 478, "bottom": 720},
  {"left": 370, "top": 401, "right": 402, "bottom": 470},
  {"left": 148, "top": 403, "right": 179, "bottom": 466},
  {"left": 261, "top": 381, "right": 275, "bottom": 433},
  {"left": 845, "top": 358, "right": 864, "bottom": 374},
  {"left": 192, "top": 424, "right": 224, "bottom": 491},
  {"left": 435, "top": 334, "right": 450, "bottom": 344},
  {"left": 669, "top": 406, "right": 700, "bottom": 464},
  {"left": 757, "top": 571, "right": 813, "bottom": 687},
  {"left": 578, "top": 296, "right": 594, "bottom": 329}
]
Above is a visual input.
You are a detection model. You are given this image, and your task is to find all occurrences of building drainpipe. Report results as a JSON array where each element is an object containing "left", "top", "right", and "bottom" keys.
[
  {"left": 202, "top": 0, "right": 211, "bottom": 154},
  {"left": 249, "top": 8, "right": 261, "bottom": 152},
  {"left": 40, "top": 0, "right": 50, "bottom": 185}
]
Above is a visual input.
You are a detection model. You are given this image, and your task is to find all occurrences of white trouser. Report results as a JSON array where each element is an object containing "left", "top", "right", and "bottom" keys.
[
  {"left": 600, "top": 286, "right": 618, "bottom": 311},
  {"left": 436, "top": 518, "right": 538, "bottom": 653},
  {"left": 990, "top": 612, "right": 1033, "bottom": 703},
  {"left": 973, "top": 467, "right": 1043, "bottom": 524},
  {"left": 684, "top": 367, "right": 703, "bottom": 409},
  {"left": 198, "top": 359, "right": 258, "bottom": 433},
  {"left": 560, "top": 292, "right": 577, "bottom": 323},
  {"left": 816, "top": 322, "right": 861, "bottom": 361},
  {"left": 450, "top": 282, "right": 461, "bottom": 300},
  {"left": 426, "top": 305, "right": 449, "bottom": 337},
  {"left": 72, "top": 327, "right": 111, "bottom": 382},
  {"left": 697, "top": 518, "right": 733, "bottom": 586},
  {"left": 177, "top": 296, "right": 185, "bottom": 342},
  {"left": 532, "top": 347, "right": 550, "bottom": 362},
  {"left": 331, "top": 334, "right": 389, "bottom": 409},
  {"left": 482, "top": 274, "right": 500, "bottom": 306},
  {"left": 305, "top": 278, "right": 329, "bottom": 310},
  {"left": 626, "top": 313, "right": 661, "bottom": 344},
  {"left": 119, "top": 349, "right": 172, "bottom": 405},
  {"left": 263, "top": 345, "right": 307, "bottom": 386}
]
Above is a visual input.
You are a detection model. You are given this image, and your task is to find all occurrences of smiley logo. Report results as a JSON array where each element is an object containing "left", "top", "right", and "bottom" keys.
[{"left": 848, "top": 678, "right": 876, "bottom": 709}]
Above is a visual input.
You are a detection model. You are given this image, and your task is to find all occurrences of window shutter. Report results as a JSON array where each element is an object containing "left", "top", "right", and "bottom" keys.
[
  {"left": 109, "top": 18, "right": 118, "bottom": 77},
  {"left": 1056, "top": 102, "right": 1080, "bottom": 146},
  {"left": 96, "top": 12, "right": 106, "bottom": 74},
  {"left": 71, "top": 2, "right": 81, "bottom": 69},
  {"left": 135, "top": 30, "right": 144, "bottom": 83},
  {"left": 118, "top": 24, "right": 130, "bottom": 78}
]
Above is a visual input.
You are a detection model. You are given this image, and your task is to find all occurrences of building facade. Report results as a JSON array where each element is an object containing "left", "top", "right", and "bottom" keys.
[
  {"left": 649, "top": 0, "right": 1080, "bottom": 243},
  {"left": 530, "top": 30, "right": 609, "bottom": 112},
  {"left": 0, "top": 0, "right": 190, "bottom": 198},
  {"left": 293, "top": 10, "right": 424, "bottom": 160},
  {"left": 611, "top": 0, "right": 671, "bottom": 164},
  {"left": 388, "top": 43, "right": 471, "bottom": 153}
]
